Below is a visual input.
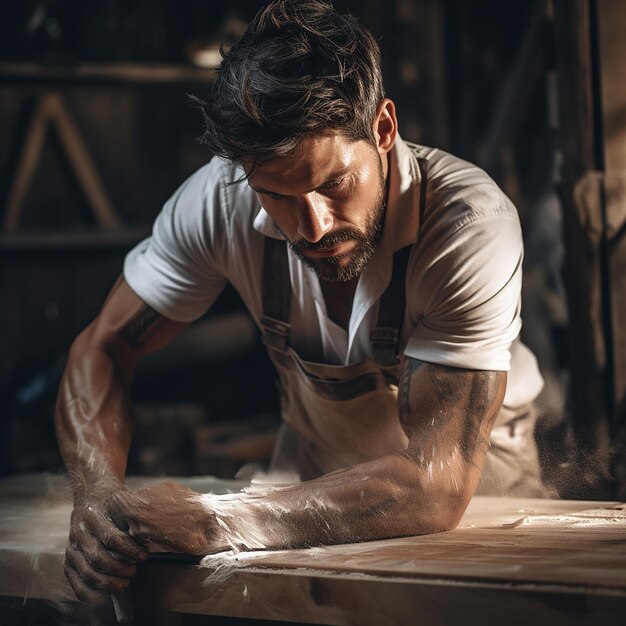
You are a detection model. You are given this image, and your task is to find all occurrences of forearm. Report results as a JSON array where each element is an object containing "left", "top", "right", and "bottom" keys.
[
  {"left": 55, "top": 330, "right": 136, "bottom": 501},
  {"left": 193, "top": 451, "right": 469, "bottom": 552}
]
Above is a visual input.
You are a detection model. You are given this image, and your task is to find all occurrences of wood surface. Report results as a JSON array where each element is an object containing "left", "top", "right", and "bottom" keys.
[{"left": 1, "top": 474, "right": 625, "bottom": 625}]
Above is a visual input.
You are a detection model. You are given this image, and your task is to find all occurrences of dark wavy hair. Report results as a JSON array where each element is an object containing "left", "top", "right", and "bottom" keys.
[{"left": 195, "top": 0, "right": 385, "bottom": 164}]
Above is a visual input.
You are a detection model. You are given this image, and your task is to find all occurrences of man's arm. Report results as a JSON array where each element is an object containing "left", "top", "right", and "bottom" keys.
[
  {"left": 107, "top": 357, "right": 505, "bottom": 553},
  {"left": 55, "top": 277, "right": 188, "bottom": 603}
]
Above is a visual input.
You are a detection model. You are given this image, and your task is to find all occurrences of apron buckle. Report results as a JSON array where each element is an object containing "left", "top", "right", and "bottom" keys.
[
  {"left": 370, "top": 327, "right": 400, "bottom": 366},
  {"left": 261, "top": 315, "right": 291, "bottom": 351}
]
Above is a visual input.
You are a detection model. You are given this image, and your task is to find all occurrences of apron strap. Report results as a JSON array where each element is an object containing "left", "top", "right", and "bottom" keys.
[
  {"left": 261, "top": 236, "right": 292, "bottom": 351},
  {"left": 370, "top": 156, "right": 428, "bottom": 366},
  {"left": 417, "top": 156, "right": 428, "bottom": 243},
  {"left": 370, "top": 246, "right": 412, "bottom": 366}
]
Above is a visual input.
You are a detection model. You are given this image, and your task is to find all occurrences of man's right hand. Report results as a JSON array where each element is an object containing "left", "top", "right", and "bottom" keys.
[{"left": 63, "top": 482, "right": 149, "bottom": 605}]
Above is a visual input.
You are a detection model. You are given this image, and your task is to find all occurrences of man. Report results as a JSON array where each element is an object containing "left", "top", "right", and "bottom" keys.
[{"left": 56, "top": 0, "right": 545, "bottom": 606}]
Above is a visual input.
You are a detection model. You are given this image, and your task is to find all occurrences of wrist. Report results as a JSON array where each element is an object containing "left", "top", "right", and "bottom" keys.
[
  {"left": 192, "top": 492, "right": 274, "bottom": 552},
  {"left": 71, "top": 472, "right": 125, "bottom": 506}
]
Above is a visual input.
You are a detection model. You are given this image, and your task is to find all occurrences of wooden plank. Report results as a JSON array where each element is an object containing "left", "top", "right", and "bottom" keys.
[
  {"left": 131, "top": 566, "right": 626, "bottom": 626},
  {"left": 208, "top": 497, "right": 626, "bottom": 590},
  {"left": 0, "top": 228, "right": 148, "bottom": 253},
  {"left": 2, "top": 94, "right": 51, "bottom": 232},
  {"left": 0, "top": 474, "right": 625, "bottom": 625},
  {"left": 0, "top": 63, "right": 217, "bottom": 86}
]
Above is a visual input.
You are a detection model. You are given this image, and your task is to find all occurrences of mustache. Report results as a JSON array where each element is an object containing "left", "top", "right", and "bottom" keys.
[{"left": 291, "top": 228, "right": 366, "bottom": 252}]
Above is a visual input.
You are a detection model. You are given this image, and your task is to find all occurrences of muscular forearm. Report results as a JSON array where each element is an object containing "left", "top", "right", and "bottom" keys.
[
  {"left": 193, "top": 450, "right": 470, "bottom": 552},
  {"left": 55, "top": 329, "right": 136, "bottom": 501},
  {"left": 105, "top": 450, "right": 468, "bottom": 557}
]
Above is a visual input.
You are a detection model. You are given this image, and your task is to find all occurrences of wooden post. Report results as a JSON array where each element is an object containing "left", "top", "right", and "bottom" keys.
[
  {"left": 595, "top": 0, "right": 626, "bottom": 497},
  {"left": 553, "top": 0, "right": 626, "bottom": 496}
]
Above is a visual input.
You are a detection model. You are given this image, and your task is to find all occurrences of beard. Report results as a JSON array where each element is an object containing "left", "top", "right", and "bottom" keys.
[{"left": 287, "top": 165, "right": 387, "bottom": 282}]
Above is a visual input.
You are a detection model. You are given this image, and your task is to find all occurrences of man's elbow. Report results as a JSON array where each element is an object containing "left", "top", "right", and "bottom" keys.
[
  {"left": 413, "top": 488, "right": 472, "bottom": 535},
  {"left": 437, "top": 496, "right": 468, "bottom": 532}
]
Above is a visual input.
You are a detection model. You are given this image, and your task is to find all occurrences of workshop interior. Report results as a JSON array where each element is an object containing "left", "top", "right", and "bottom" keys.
[
  {"left": 3, "top": 0, "right": 623, "bottom": 496},
  {"left": 0, "top": 0, "right": 625, "bottom": 624}
]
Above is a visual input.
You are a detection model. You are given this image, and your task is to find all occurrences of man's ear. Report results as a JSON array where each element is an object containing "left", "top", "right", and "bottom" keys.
[{"left": 374, "top": 98, "right": 398, "bottom": 155}]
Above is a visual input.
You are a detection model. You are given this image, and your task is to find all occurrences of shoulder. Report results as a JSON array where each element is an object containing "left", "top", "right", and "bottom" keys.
[
  {"left": 170, "top": 157, "right": 255, "bottom": 212},
  {"left": 161, "top": 156, "right": 260, "bottom": 241},
  {"left": 412, "top": 145, "right": 519, "bottom": 231},
  {"left": 406, "top": 146, "right": 523, "bottom": 310}
]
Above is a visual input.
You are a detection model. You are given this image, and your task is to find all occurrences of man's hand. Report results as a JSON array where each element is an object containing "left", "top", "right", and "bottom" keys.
[
  {"left": 107, "top": 481, "right": 223, "bottom": 555},
  {"left": 64, "top": 481, "right": 149, "bottom": 605}
]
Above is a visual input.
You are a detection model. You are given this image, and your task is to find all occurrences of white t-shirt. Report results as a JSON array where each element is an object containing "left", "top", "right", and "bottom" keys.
[{"left": 124, "top": 137, "right": 543, "bottom": 406}]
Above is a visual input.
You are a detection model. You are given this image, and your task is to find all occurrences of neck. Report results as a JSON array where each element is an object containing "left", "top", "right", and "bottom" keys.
[{"left": 320, "top": 276, "right": 359, "bottom": 331}]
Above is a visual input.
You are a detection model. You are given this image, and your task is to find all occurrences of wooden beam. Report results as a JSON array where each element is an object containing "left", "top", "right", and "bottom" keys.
[
  {"left": 553, "top": 0, "right": 613, "bottom": 494},
  {"left": 0, "top": 62, "right": 216, "bottom": 86},
  {"left": 2, "top": 95, "right": 51, "bottom": 232},
  {"left": 596, "top": 0, "right": 626, "bottom": 496},
  {"left": 2, "top": 91, "right": 123, "bottom": 233}
]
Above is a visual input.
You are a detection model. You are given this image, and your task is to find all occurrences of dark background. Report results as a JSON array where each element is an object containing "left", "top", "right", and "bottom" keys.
[{"left": 0, "top": 0, "right": 566, "bottom": 482}]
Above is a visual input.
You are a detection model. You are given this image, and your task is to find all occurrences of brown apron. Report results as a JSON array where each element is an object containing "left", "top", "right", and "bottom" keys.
[{"left": 261, "top": 156, "right": 547, "bottom": 496}]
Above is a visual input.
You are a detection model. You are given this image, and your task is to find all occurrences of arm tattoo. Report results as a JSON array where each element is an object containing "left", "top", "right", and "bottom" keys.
[
  {"left": 462, "top": 375, "right": 494, "bottom": 462},
  {"left": 399, "top": 359, "right": 501, "bottom": 468},
  {"left": 119, "top": 307, "right": 161, "bottom": 348},
  {"left": 398, "top": 358, "right": 422, "bottom": 428}
]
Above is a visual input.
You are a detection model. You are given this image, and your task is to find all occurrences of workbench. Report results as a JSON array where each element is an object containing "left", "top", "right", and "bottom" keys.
[{"left": 1, "top": 474, "right": 625, "bottom": 625}]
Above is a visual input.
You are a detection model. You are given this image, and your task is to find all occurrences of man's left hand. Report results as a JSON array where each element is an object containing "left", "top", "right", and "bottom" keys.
[{"left": 107, "top": 481, "right": 221, "bottom": 555}]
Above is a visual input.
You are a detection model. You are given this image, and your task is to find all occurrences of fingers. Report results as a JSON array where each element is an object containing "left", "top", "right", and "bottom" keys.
[
  {"left": 82, "top": 503, "right": 148, "bottom": 562},
  {"left": 99, "top": 521, "right": 149, "bottom": 561},
  {"left": 64, "top": 544, "right": 130, "bottom": 604},
  {"left": 64, "top": 557, "right": 111, "bottom": 606},
  {"left": 106, "top": 490, "right": 134, "bottom": 531},
  {"left": 74, "top": 525, "right": 138, "bottom": 578},
  {"left": 64, "top": 498, "right": 149, "bottom": 606},
  {"left": 106, "top": 491, "right": 154, "bottom": 546}
]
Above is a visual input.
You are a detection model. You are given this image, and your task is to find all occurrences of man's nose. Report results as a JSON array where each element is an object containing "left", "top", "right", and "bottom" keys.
[{"left": 296, "top": 193, "right": 333, "bottom": 243}]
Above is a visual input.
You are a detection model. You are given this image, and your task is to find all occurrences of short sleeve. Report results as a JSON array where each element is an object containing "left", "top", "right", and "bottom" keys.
[
  {"left": 404, "top": 206, "right": 523, "bottom": 371},
  {"left": 124, "top": 161, "right": 229, "bottom": 322}
]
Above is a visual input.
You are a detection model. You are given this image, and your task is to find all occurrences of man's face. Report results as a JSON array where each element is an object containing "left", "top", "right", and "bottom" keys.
[{"left": 246, "top": 134, "right": 387, "bottom": 282}]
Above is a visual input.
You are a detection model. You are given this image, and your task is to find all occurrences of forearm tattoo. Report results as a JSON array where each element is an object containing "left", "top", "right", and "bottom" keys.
[{"left": 119, "top": 307, "right": 161, "bottom": 348}]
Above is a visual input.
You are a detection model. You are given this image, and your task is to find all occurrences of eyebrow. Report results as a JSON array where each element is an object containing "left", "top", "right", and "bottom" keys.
[
  {"left": 248, "top": 184, "right": 282, "bottom": 195},
  {"left": 248, "top": 169, "right": 350, "bottom": 196}
]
